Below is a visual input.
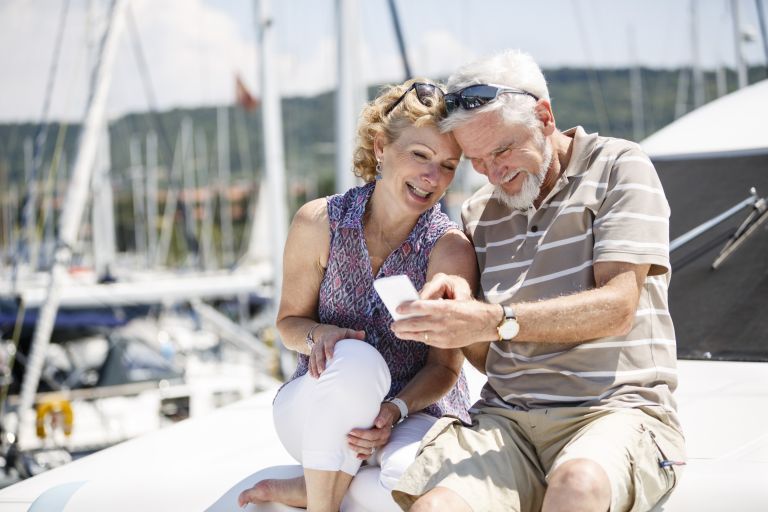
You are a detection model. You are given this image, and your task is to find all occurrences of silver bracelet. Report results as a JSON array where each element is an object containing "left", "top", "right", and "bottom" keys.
[
  {"left": 305, "top": 323, "right": 321, "bottom": 351},
  {"left": 385, "top": 397, "right": 409, "bottom": 425}
]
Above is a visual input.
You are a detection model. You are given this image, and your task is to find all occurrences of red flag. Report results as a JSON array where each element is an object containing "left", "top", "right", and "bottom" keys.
[{"left": 235, "top": 74, "right": 260, "bottom": 111}]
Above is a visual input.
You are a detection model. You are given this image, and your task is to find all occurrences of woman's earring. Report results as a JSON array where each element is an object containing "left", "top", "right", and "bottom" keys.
[{"left": 375, "top": 160, "right": 383, "bottom": 181}]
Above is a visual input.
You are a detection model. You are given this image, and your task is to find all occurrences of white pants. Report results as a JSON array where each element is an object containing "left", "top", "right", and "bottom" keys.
[{"left": 273, "top": 339, "right": 438, "bottom": 512}]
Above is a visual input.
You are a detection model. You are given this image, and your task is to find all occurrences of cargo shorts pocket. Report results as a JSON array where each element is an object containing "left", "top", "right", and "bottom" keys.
[
  {"left": 629, "top": 424, "right": 681, "bottom": 511},
  {"left": 415, "top": 416, "right": 463, "bottom": 456}
]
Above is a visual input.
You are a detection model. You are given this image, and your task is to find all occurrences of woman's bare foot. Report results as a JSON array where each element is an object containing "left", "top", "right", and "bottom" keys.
[{"left": 237, "top": 476, "right": 308, "bottom": 508}]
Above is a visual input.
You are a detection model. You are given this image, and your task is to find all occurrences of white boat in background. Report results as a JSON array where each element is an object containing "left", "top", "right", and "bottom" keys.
[
  {"left": 1, "top": 304, "right": 279, "bottom": 482},
  {"left": 642, "top": 79, "right": 768, "bottom": 510}
]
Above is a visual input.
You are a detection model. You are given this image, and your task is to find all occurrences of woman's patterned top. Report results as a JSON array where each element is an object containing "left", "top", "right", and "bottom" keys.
[{"left": 286, "top": 182, "right": 471, "bottom": 422}]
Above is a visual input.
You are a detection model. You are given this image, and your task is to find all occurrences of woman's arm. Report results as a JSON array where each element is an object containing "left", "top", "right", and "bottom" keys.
[
  {"left": 347, "top": 229, "right": 478, "bottom": 455},
  {"left": 275, "top": 198, "right": 329, "bottom": 354},
  {"left": 388, "top": 229, "right": 479, "bottom": 417},
  {"left": 276, "top": 199, "right": 366, "bottom": 377}
]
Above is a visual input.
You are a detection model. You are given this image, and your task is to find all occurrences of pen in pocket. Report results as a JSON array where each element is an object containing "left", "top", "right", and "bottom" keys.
[{"left": 659, "top": 459, "right": 686, "bottom": 468}]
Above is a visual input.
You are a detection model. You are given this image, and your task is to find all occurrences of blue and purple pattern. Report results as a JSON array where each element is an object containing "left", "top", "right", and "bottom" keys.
[{"left": 286, "top": 182, "right": 471, "bottom": 422}]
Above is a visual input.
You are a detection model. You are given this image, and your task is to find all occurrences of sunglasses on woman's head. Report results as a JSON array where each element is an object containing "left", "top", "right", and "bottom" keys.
[
  {"left": 444, "top": 84, "right": 539, "bottom": 114},
  {"left": 384, "top": 82, "right": 445, "bottom": 116}
]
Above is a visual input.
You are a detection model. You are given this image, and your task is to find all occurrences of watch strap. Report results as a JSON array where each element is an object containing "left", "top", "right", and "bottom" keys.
[
  {"left": 386, "top": 397, "right": 408, "bottom": 425},
  {"left": 497, "top": 305, "right": 517, "bottom": 341}
]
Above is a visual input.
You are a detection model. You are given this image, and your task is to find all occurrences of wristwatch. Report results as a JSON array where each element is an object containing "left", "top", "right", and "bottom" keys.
[
  {"left": 385, "top": 397, "right": 409, "bottom": 425},
  {"left": 496, "top": 305, "right": 519, "bottom": 341}
]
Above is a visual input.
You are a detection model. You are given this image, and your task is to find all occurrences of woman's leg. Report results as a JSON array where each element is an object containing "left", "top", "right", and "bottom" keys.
[
  {"left": 301, "top": 339, "right": 391, "bottom": 511},
  {"left": 343, "top": 413, "right": 438, "bottom": 512},
  {"left": 241, "top": 339, "right": 390, "bottom": 511},
  {"left": 237, "top": 372, "right": 310, "bottom": 507}
]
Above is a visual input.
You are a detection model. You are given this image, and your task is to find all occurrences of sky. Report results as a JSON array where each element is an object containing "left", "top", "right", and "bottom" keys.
[{"left": 0, "top": 0, "right": 766, "bottom": 122}]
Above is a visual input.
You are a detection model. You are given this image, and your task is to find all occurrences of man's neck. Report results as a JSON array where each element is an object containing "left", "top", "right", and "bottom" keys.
[{"left": 534, "top": 129, "right": 575, "bottom": 208}]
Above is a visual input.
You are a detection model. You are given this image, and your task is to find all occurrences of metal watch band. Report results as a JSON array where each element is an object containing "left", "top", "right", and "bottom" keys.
[{"left": 386, "top": 397, "right": 409, "bottom": 425}]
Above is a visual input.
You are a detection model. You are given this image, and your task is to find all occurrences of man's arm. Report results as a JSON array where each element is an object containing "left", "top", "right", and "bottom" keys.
[{"left": 391, "top": 261, "right": 650, "bottom": 349}]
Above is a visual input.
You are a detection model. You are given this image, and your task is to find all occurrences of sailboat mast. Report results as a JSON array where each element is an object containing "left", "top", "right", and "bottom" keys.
[
  {"left": 254, "top": 0, "right": 287, "bottom": 298},
  {"left": 628, "top": 26, "right": 645, "bottom": 142},
  {"left": 387, "top": 0, "right": 412, "bottom": 80},
  {"left": 145, "top": 131, "right": 159, "bottom": 266},
  {"left": 216, "top": 106, "right": 235, "bottom": 266},
  {"left": 14, "top": 0, "right": 128, "bottom": 441},
  {"left": 335, "top": 0, "right": 364, "bottom": 194},
  {"left": 691, "top": 0, "right": 705, "bottom": 108},
  {"left": 130, "top": 135, "right": 148, "bottom": 261},
  {"left": 732, "top": 0, "right": 749, "bottom": 88},
  {"left": 755, "top": 0, "right": 768, "bottom": 69}
]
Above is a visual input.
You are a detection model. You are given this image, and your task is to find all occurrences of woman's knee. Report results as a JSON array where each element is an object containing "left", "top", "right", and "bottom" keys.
[{"left": 323, "top": 339, "right": 390, "bottom": 393}]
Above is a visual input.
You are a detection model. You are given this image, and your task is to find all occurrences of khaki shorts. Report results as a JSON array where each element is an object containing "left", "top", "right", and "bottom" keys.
[{"left": 392, "top": 406, "right": 685, "bottom": 512}]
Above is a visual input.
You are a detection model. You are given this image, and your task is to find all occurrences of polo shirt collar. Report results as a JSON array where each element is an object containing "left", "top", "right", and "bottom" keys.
[
  {"left": 538, "top": 126, "right": 599, "bottom": 207},
  {"left": 562, "top": 126, "right": 599, "bottom": 179}
]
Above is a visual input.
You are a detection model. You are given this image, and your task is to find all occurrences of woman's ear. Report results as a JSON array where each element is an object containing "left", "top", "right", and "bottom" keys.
[
  {"left": 535, "top": 99, "right": 556, "bottom": 136},
  {"left": 373, "top": 132, "right": 387, "bottom": 160}
]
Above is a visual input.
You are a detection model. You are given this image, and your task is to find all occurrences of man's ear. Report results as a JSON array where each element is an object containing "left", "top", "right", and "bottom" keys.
[{"left": 535, "top": 99, "right": 556, "bottom": 136}]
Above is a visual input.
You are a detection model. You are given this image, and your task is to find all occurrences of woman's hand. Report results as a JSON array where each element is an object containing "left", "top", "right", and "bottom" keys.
[
  {"left": 347, "top": 401, "right": 401, "bottom": 459},
  {"left": 309, "top": 325, "right": 366, "bottom": 378}
]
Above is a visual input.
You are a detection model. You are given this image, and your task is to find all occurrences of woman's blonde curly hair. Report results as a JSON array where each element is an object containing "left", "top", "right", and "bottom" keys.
[{"left": 352, "top": 78, "right": 447, "bottom": 182}]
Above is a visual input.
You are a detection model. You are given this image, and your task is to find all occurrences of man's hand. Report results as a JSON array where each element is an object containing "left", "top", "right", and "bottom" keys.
[
  {"left": 419, "top": 272, "right": 474, "bottom": 300},
  {"left": 391, "top": 297, "right": 499, "bottom": 349}
]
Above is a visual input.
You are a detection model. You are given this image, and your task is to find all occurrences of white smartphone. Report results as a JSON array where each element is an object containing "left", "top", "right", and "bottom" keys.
[{"left": 373, "top": 274, "right": 421, "bottom": 321}]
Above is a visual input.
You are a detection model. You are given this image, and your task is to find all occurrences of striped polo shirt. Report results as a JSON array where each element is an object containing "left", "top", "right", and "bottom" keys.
[{"left": 462, "top": 126, "right": 679, "bottom": 427}]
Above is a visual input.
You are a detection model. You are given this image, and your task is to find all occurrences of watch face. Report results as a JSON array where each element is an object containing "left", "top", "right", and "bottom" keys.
[{"left": 499, "top": 319, "right": 519, "bottom": 340}]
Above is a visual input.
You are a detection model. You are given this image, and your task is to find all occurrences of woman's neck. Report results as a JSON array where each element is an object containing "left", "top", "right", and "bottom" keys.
[
  {"left": 364, "top": 187, "right": 422, "bottom": 268},
  {"left": 366, "top": 186, "right": 420, "bottom": 240}
]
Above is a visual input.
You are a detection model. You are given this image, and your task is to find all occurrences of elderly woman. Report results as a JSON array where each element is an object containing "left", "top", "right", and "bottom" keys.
[{"left": 238, "top": 79, "right": 477, "bottom": 512}]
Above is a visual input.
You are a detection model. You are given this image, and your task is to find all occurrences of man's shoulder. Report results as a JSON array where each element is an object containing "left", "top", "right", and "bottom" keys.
[
  {"left": 590, "top": 133, "right": 648, "bottom": 163},
  {"left": 460, "top": 183, "right": 498, "bottom": 226},
  {"left": 566, "top": 129, "right": 657, "bottom": 189}
]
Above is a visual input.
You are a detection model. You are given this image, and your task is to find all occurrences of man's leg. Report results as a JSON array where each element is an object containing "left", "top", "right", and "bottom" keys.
[
  {"left": 410, "top": 487, "right": 472, "bottom": 512},
  {"left": 539, "top": 407, "right": 685, "bottom": 512},
  {"left": 393, "top": 409, "right": 546, "bottom": 512},
  {"left": 542, "top": 459, "right": 611, "bottom": 512}
]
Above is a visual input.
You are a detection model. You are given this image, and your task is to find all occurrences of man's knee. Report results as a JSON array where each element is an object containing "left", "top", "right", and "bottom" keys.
[
  {"left": 411, "top": 487, "right": 472, "bottom": 512},
  {"left": 548, "top": 458, "right": 611, "bottom": 502}
]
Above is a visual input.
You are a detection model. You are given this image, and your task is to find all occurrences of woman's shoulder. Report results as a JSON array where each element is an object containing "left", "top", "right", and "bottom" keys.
[
  {"left": 422, "top": 206, "right": 459, "bottom": 239},
  {"left": 432, "top": 227, "right": 473, "bottom": 257},
  {"left": 292, "top": 198, "right": 330, "bottom": 232}
]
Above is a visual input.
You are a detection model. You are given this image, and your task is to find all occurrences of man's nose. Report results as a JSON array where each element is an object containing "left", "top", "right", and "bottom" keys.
[{"left": 485, "top": 160, "right": 506, "bottom": 185}]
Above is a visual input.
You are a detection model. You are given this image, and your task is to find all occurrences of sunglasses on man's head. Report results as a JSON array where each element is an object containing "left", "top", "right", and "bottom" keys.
[
  {"left": 444, "top": 84, "right": 539, "bottom": 114},
  {"left": 384, "top": 82, "right": 445, "bottom": 116}
]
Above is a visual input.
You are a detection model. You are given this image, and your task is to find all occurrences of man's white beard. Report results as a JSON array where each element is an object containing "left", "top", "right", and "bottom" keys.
[{"left": 495, "top": 139, "right": 553, "bottom": 211}]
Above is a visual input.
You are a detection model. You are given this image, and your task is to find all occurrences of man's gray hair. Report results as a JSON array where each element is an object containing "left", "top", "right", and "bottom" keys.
[{"left": 440, "top": 49, "right": 550, "bottom": 133}]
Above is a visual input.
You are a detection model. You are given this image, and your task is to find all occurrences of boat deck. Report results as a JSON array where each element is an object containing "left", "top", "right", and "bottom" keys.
[{"left": 1, "top": 359, "right": 767, "bottom": 510}]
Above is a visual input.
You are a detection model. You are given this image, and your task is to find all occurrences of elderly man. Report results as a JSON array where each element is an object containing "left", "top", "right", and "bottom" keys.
[{"left": 389, "top": 50, "right": 686, "bottom": 512}]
